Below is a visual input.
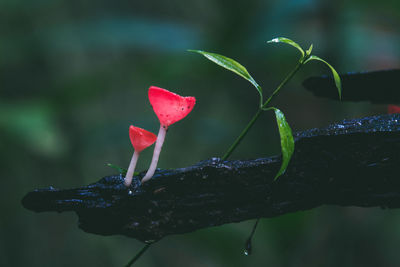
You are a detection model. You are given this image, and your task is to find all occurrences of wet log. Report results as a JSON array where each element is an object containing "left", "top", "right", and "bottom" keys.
[{"left": 22, "top": 114, "right": 400, "bottom": 242}]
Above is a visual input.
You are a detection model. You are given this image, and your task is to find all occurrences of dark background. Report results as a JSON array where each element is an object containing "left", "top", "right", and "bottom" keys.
[{"left": 1, "top": 0, "right": 400, "bottom": 266}]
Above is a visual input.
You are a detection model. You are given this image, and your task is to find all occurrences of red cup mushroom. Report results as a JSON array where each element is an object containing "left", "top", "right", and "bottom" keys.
[
  {"left": 142, "top": 86, "right": 196, "bottom": 183},
  {"left": 124, "top": 125, "right": 157, "bottom": 187},
  {"left": 388, "top": 105, "right": 400, "bottom": 114}
]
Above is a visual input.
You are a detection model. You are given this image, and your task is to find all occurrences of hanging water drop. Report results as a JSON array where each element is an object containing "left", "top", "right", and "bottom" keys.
[
  {"left": 244, "top": 237, "right": 252, "bottom": 256},
  {"left": 243, "top": 219, "right": 260, "bottom": 256}
]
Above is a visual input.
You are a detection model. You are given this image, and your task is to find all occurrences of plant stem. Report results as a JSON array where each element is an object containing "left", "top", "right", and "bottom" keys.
[
  {"left": 125, "top": 243, "right": 151, "bottom": 267},
  {"left": 222, "top": 109, "right": 263, "bottom": 160},
  {"left": 262, "top": 60, "right": 303, "bottom": 109},
  {"left": 221, "top": 61, "right": 304, "bottom": 160}
]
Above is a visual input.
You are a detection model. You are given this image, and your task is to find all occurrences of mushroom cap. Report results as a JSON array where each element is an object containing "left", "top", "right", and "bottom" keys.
[
  {"left": 148, "top": 86, "right": 196, "bottom": 127},
  {"left": 388, "top": 105, "right": 400, "bottom": 114},
  {"left": 129, "top": 125, "right": 157, "bottom": 152}
]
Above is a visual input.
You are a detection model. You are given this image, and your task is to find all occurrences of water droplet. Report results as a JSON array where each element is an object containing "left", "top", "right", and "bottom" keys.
[
  {"left": 244, "top": 238, "right": 252, "bottom": 256},
  {"left": 243, "top": 219, "right": 259, "bottom": 256}
]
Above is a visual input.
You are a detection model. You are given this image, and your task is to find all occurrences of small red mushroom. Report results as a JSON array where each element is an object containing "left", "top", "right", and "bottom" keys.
[
  {"left": 388, "top": 105, "right": 400, "bottom": 114},
  {"left": 124, "top": 125, "right": 157, "bottom": 187},
  {"left": 142, "top": 86, "right": 196, "bottom": 182}
]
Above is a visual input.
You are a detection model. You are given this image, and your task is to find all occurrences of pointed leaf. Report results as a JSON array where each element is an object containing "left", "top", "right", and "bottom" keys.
[
  {"left": 267, "top": 37, "right": 305, "bottom": 58},
  {"left": 106, "top": 163, "right": 127, "bottom": 175},
  {"left": 306, "top": 44, "right": 313, "bottom": 56},
  {"left": 188, "top": 50, "right": 263, "bottom": 105},
  {"left": 304, "top": 55, "right": 342, "bottom": 99},
  {"left": 272, "top": 108, "right": 294, "bottom": 180}
]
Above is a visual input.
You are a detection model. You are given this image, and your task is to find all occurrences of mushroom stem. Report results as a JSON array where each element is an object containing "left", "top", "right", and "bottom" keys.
[
  {"left": 142, "top": 125, "right": 167, "bottom": 183},
  {"left": 124, "top": 150, "right": 140, "bottom": 187}
]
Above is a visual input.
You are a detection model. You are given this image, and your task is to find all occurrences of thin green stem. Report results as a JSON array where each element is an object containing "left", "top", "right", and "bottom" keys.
[
  {"left": 222, "top": 108, "right": 263, "bottom": 160},
  {"left": 262, "top": 60, "right": 303, "bottom": 109},
  {"left": 221, "top": 60, "right": 304, "bottom": 160},
  {"left": 125, "top": 243, "right": 151, "bottom": 267}
]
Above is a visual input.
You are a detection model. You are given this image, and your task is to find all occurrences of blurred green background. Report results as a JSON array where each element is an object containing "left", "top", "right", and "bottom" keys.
[{"left": 2, "top": 0, "right": 400, "bottom": 266}]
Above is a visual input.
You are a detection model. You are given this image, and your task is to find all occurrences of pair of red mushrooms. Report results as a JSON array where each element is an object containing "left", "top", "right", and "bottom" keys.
[
  {"left": 125, "top": 89, "right": 399, "bottom": 187},
  {"left": 124, "top": 86, "right": 196, "bottom": 187}
]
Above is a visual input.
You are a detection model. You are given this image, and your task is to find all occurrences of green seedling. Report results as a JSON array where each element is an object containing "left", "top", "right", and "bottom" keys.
[{"left": 190, "top": 37, "right": 341, "bottom": 180}]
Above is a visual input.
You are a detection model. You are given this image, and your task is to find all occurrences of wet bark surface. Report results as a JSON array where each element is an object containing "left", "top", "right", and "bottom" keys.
[{"left": 22, "top": 114, "right": 400, "bottom": 242}]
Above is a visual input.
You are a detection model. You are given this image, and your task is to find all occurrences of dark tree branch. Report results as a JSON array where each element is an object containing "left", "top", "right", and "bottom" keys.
[
  {"left": 22, "top": 114, "right": 400, "bottom": 242},
  {"left": 303, "top": 69, "right": 400, "bottom": 103}
]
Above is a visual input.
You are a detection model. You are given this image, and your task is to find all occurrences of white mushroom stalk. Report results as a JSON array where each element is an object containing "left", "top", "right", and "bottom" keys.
[
  {"left": 142, "top": 125, "right": 167, "bottom": 183},
  {"left": 124, "top": 150, "right": 140, "bottom": 187}
]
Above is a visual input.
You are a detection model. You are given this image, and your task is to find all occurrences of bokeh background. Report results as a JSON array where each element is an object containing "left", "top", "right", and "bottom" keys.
[{"left": 2, "top": 0, "right": 400, "bottom": 266}]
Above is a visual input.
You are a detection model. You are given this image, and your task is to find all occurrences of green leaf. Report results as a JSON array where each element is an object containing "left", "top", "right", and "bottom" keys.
[
  {"left": 306, "top": 44, "right": 313, "bottom": 56},
  {"left": 304, "top": 55, "right": 342, "bottom": 99},
  {"left": 267, "top": 37, "right": 305, "bottom": 58},
  {"left": 106, "top": 163, "right": 127, "bottom": 175},
  {"left": 272, "top": 108, "right": 294, "bottom": 180},
  {"left": 188, "top": 49, "right": 263, "bottom": 106}
]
